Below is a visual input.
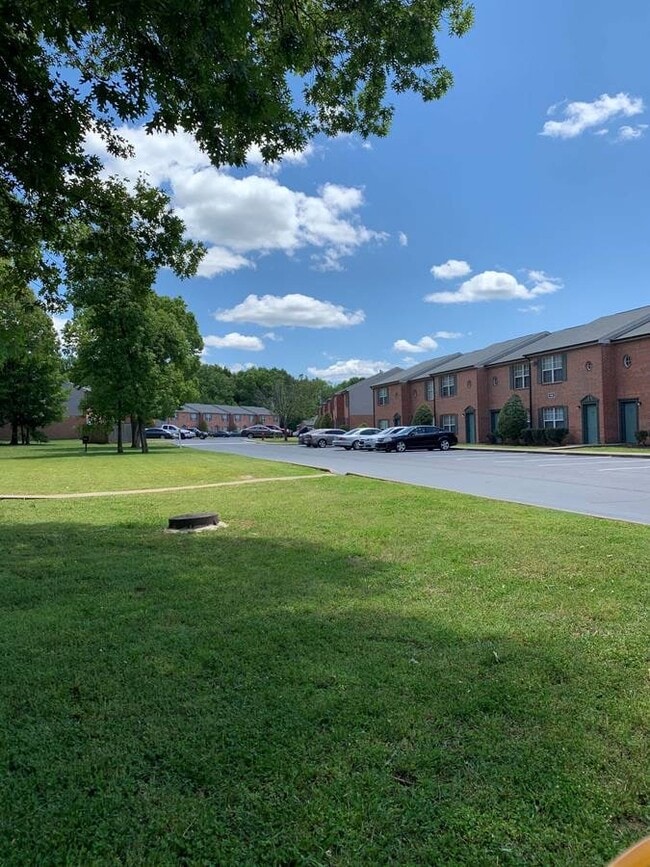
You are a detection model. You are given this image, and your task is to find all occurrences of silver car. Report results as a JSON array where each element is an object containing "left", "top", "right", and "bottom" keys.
[
  {"left": 332, "top": 427, "right": 381, "bottom": 450},
  {"left": 306, "top": 428, "right": 347, "bottom": 448},
  {"left": 359, "top": 426, "right": 407, "bottom": 450}
]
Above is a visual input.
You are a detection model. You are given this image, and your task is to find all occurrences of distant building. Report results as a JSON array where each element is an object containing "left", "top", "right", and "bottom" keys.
[
  {"left": 169, "top": 403, "right": 278, "bottom": 431},
  {"left": 318, "top": 368, "right": 403, "bottom": 428}
]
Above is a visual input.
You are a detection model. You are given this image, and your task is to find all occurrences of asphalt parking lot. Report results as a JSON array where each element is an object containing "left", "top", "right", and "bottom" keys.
[{"left": 186, "top": 439, "right": 650, "bottom": 525}]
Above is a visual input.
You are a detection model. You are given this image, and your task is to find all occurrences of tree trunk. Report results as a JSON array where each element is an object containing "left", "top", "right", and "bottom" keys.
[
  {"left": 116, "top": 420, "right": 123, "bottom": 454},
  {"left": 130, "top": 414, "right": 139, "bottom": 448},
  {"left": 139, "top": 417, "right": 148, "bottom": 453},
  {"left": 10, "top": 421, "right": 18, "bottom": 445}
]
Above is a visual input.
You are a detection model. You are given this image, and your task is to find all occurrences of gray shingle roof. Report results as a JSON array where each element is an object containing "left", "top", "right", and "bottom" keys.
[
  {"left": 520, "top": 306, "right": 650, "bottom": 355},
  {"left": 371, "top": 354, "right": 462, "bottom": 387},
  {"left": 336, "top": 367, "right": 404, "bottom": 395},
  {"left": 433, "top": 334, "right": 548, "bottom": 373},
  {"left": 182, "top": 403, "right": 274, "bottom": 415}
]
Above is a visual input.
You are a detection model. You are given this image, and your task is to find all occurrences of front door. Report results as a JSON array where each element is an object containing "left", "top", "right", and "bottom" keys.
[
  {"left": 619, "top": 400, "right": 638, "bottom": 444},
  {"left": 465, "top": 409, "right": 476, "bottom": 444},
  {"left": 581, "top": 402, "right": 599, "bottom": 444}
]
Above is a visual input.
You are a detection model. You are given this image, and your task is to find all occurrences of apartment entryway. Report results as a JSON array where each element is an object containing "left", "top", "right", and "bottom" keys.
[
  {"left": 619, "top": 400, "right": 639, "bottom": 444},
  {"left": 581, "top": 397, "right": 599, "bottom": 444},
  {"left": 464, "top": 407, "right": 476, "bottom": 443}
]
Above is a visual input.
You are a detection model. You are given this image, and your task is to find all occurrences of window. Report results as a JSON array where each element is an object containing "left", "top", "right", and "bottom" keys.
[
  {"left": 540, "top": 354, "right": 565, "bottom": 384},
  {"left": 204, "top": 413, "right": 212, "bottom": 421},
  {"left": 234, "top": 414, "right": 241, "bottom": 422},
  {"left": 377, "top": 387, "right": 389, "bottom": 406},
  {"left": 540, "top": 406, "right": 567, "bottom": 429},
  {"left": 511, "top": 362, "right": 530, "bottom": 389},
  {"left": 378, "top": 419, "right": 389, "bottom": 429},
  {"left": 623, "top": 354, "right": 632, "bottom": 368},
  {"left": 221, "top": 414, "right": 228, "bottom": 423},
  {"left": 440, "top": 414, "right": 457, "bottom": 433},
  {"left": 426, "top": 380, "right": 434, "bottom": 401},
  {"left": 190, "top": 413, "right": 198, "bottom": 420},
  {"left": 490, "top": 410, "right": 500, "bottom": 433},
  {"left": 440, "top": 374, "right": 457, "bottom": 397}
]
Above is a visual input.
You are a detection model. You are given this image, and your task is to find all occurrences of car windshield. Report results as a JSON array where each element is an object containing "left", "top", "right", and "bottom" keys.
[{"left": 378, "top": 427, "right": 405, "bottom": 436}]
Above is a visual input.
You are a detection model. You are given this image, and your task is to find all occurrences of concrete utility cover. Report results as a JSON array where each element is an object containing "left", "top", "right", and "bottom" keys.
[{"left": 168, "top": 512, "right": 219, "bottom": 531}]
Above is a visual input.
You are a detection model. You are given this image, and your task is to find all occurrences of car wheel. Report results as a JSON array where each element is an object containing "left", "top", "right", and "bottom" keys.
[
  {"left": 247, "top": 434, "right": 254, "bottom": 440},
  {"left": 344, "top": 446, "right": 352, "bottom": 451},
  {"left": 317, "top": 438, "right": 327, "bottom": 448},
  {"left": 395, "top": 441, "right": 407, "bottom": 453},
  {"left": 352, "top": 440, "right": 361, "bottom": 450},
  {"left": 439, "top": 438, "right": 450, "bottom": 451}
]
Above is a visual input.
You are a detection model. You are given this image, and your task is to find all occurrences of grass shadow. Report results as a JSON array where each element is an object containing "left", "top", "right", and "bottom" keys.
[{"left": 0, "top": 520, "right": 646, "bottom": 865}]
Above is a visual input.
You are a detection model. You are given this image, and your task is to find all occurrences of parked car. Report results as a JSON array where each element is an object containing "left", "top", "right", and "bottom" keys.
[
  {"left": 359, "top": 427, "right": 407, "bottom": 450},
  {"left": 160, "top": 423, "right": 194, "bottom": 439},
  {"left": 306, "top": 428, "right": 347, "bottom": 448},
  {"left": 188, "top": 427, "right": 208, "bottom": 439},
  {"left": 374, "top": 425, "right": 458, "bottom": 453},
  {"left": 294, "top": 425, "right": 314, "bottom": 437},
  {"left": 208, "top": 429, "right": 231, "bottom": 437},
  {"left": 332, "top": 427, "right": 381, "bottom": 450},
  {"left": 240, "top": 424, "right": 282, "bottom": 439},
  {"left": 298, "top": 430, "right": 314, "bottom": 445},
  {"left": 144, "top": 427, "right": 175, "bottom": 439}
]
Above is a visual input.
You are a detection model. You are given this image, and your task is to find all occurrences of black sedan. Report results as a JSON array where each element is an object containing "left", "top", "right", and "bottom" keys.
[
  {"left": 145, "top": 427, "right": 175, "bottom": 439},
  {"left": 374, "top": 425, "right": 457, "bottom": 453}
]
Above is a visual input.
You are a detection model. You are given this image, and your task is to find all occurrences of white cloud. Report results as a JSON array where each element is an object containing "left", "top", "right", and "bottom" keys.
[
  {"left": 433, "top": 330, "right": 463, "bottom": 339},
  {"left": 228, "top": 362, "right": 255, "bottom": 373},
  {"left": 617, "top": 124, "right": 648, "bottom": 141},
  {"left": 430, "top": 259, "right": 472, "bottom": 280},
  {"left": 307, "top": 359, "right": 390, "bottom": 382},
  {"left": 392, "top": 336, "right": 439, "bottom": 354},
  {"left": 245, "top": 142, "right": 315, "bottom": 171},
  {"left": 425, "top": 269, "right": 563, "bottom": 304},
  {"left": 398, "top": 232, "right": 408, "bottom": 247},
  {"left": 85, "top": 126, "right": 384, "bottom": 275},
  {"left": 518, "top": 304, "right": 545, "bottom": 314},
  {"left": 215, "top": 293, "right": 364, "bottom": 328},
  {"left": 263, "top": 332, "right": 282, "bottom": 341},
  {"left": 594, "top": 128, "right": 609, "bottom": 136},
  {"left": 541, "top": 92, "right": 644, "bottom": 139},
  {"left": 203, "top": 332, "right": 265, "bottom": 351},
  {"left": 196, "top": 247, "right": 253, "bottom": 278},
  {"left": 50, "top": 314, "right": 70, "bottom": 339}
]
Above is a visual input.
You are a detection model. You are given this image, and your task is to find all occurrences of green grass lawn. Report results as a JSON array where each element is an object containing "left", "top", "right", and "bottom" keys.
[
  {"left": 0, "top": 439, "right": 320, "bottom": 494},
  {"left": 1, "top": 444, "right": 648, "bottom": 864}
]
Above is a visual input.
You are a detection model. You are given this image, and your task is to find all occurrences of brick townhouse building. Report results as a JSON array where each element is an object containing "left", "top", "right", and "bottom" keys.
[
  {"left": 319, "top": 367, "right": 403, "bottom": 428},
  {"left": 168, "top": 403, "right": 278, "bottom": 431},
  {"left": 370, "top": 305, "right": 650, "bottom": 445}
]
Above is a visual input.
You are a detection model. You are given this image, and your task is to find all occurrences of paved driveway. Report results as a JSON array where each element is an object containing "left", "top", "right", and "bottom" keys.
[{"left": 186, "top": 439, "right": 650, "bottom": 525}]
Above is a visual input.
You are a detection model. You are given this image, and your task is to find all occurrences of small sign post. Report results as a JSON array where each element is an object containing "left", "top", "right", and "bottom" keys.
[{"left": 82, "top": 435, "right": 90, "bottom": 453}]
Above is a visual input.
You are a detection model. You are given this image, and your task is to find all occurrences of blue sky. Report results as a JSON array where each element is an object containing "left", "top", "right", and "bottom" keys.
[{"left": 74, "top": 0, "right": 650, "bottom": 382}]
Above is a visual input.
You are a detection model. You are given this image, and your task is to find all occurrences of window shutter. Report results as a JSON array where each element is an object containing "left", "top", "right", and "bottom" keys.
[
  {"left": 561, "top": 353, "right": 568, "bottom": 382},
  {"left": 537, "top": 407, "right": 543, "bottom": 427},
  {"left": 563, "top": 406, "right": 568, "bottom": 427},
  {"left": 537, "top": 359, "right": 542, "bottom": 384},
  {"left": 509, "top": 365, "right": 514, "bottom": 389}
]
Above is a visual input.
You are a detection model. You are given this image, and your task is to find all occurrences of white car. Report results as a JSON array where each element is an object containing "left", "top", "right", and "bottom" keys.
[
  {"left": 359, "top": 426, "right": 407, "bottom": 450},
  {"left": 332, "top": 427, "right": 381, "bottom": 450}
]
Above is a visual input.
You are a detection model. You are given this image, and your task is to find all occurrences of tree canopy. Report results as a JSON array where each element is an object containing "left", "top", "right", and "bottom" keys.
[
  {"left": 1, "top": 0, "right": 473, "bottom": 291},
  {"left": 0, "top": 283, "right": 66, "bottom": 443}
]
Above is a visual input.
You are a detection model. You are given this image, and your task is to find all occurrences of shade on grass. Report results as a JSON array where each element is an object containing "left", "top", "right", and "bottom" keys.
[{"left": 0, "top": 446, "right": 648, "bottom": 864}]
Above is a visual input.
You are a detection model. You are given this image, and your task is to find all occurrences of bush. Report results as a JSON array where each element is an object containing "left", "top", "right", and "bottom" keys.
[
  {"left": 30, "top": 429, "right": 49, "bottom": 443},
  {"left": 315, "top": 413, "right": 333, "bottom": 428},
  {"left": 520, "top": 427, "right": 568, "bottom": 446},
  {"left": 544, "top": 427, "right": 569, "bottom": 446},
  {"left": 634, "top": 430, "right": 648, "bottom": 445},
  {"left": 412, "top": 403, "right": 433, "bottom": 425},
  {"left": 198, "top": 418, "right": 208, "bottom": 432},
  {"left": 496, "top": 395, "right": 528, "bottom": 443}
]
